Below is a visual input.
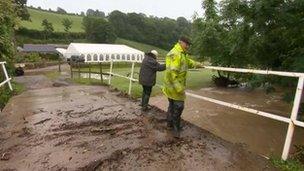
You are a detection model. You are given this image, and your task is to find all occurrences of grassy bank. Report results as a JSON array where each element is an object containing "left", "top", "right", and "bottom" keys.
[
  {"left": 21, "top": 8, "right": 84, "bottom": 32},
  {"left": 115, "top": 38, "right": 168, "bottom": 58},
  {"left": 0, "top": 82, "right": 25, "bottom": 110},
  {"left": 271, "top": 157, "right": 304, "bottom": 171}
]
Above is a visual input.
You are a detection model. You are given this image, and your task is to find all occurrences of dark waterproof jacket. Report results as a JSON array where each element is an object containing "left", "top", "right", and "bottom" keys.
[{"left": 139, "top": 53, "right": 166, "bottom": 86}]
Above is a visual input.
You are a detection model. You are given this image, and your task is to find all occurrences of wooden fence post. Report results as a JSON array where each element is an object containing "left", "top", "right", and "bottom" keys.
[
  {"left": 70, "top": 62, "right": 73, "bottom": 79},
  {"left": 58, "top": 58, "right": 61, "bottom": 72},
  {"left": 78, "top": 62, "right": 81, "bottom": 79},
  {"left": 99, "top": 62, "right": 103, "bottom": 84},
  {"left": 89, "top": 63, "right": 91, "bottom": 82}
]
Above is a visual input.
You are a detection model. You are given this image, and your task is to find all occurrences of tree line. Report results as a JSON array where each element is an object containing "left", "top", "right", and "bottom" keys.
[
  {"left": 107, "top": 10, "right": 191, "bottom": 49},
  {"left": 35, "top": 9, "right": 192, "bottom": 50},
  {"left": 82, "top": 10, "right": 191, "bottom": 49}
]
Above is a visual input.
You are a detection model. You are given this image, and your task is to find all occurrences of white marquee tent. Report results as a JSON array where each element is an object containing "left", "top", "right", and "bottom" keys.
[{"left": 56, "top": 43, "right": 145, "bottom": 63}]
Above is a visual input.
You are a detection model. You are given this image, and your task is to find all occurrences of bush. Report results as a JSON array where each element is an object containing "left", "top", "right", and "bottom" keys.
[
  {"left": 0, "top": 82, "right": 24, "bottom": 111},
  {"left": 271, "top": 157, "right": 304, "bottom": 171},
  {"left": 16, "top": 27, "right": 86, "bottom": 40},
  {"left": 14, "top": 53, "right": 60, "bottom": 63}
]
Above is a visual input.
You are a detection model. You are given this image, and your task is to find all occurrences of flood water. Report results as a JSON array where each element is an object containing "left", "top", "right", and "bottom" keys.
[
  {"left": 79, "top": 73, "right": 109, "bottom": 80},
  {"left": 150, "top": 87, "right": 304, "bottom": 157}
]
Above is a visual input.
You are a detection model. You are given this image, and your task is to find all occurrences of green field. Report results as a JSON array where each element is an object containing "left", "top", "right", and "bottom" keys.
[
  {"left": 115, "top": 38, "right": 168, "bottom": 58},
  {"left": 20, "top": 8, "right": 169, "bottom": 55},
  {"left": 71, "top": 64, "right": 214, "bottom": 98},
  {"left": 21, "top": 8, "right": 84, "bottom": 32}
]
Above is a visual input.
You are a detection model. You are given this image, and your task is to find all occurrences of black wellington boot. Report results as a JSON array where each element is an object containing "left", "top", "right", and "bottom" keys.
[
  {"left": 167, "top": 113, "right": 173, "bottom": 128},
  {"left": 172, "top": 119, "right": 181, "bottom": 138}
]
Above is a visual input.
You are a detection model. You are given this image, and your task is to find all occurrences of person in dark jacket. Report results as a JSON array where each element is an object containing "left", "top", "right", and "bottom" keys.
[{"left": 139, "top": 50, "right": 166, "bottom": 111}]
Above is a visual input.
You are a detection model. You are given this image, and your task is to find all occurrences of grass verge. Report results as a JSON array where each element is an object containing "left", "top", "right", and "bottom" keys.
[
  {"left": 0, "top": 82, "right": 25, "bottom": 110},
  {"left": 270, "top": 157, "right": 304, "bottom": 171}
]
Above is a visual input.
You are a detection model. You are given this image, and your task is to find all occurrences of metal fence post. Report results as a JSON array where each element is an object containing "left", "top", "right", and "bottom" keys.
[
  {"left": 1, "top": 63, "right": 12, "bottom": 90},
  {"left": 282, "top": 76, "right": 304, "bottom": 160},
  {"left": 128, "top": 62, "right": 135, "bottom": 95},
  {"left": 108, "top": 60, "right": 113, "bottom": 85}
]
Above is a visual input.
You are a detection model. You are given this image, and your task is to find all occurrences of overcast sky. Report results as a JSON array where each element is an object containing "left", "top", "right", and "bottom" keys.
[{"left": 27, "top": 0, "right": 204, "bottom": 19}]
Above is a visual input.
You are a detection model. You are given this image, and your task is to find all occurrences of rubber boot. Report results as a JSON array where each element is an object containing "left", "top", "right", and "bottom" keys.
[
  {"left": 172, "top": 119, "right": 181, "bottom": 138},
  {"left": 167, "top": 113, "right": 173, "bottom": 128},
  {"left": 141, "top": 94, "right": 150, "bottom": 112}
]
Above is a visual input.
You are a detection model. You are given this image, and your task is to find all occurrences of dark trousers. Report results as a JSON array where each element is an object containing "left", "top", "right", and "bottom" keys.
[
  {"left": 167, "top": 98, "right": 184, "bottom": 130},
  {"left": 141, "top": 85, "right": 152, "bottom": 108}
]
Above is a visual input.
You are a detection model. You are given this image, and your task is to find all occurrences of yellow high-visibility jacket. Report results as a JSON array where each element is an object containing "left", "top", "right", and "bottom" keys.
[{"left": 162, "top": 43, "right": 199, "bottom": 101}]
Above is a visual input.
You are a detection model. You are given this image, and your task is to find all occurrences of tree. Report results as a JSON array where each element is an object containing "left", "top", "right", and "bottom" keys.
[
  {"left": 14, "top": 0, "right": 30, "bottom": 20},
  {"left": 82, "top": 16, "right": 116, "bottom": 43},
  {"left": 41, "top": 19, "right": 54, "bottom": 39},
  {"left": 108, "top": 10, "right": 191, "bottom": 50},
  {"left": 62, "top": 18, "right": 73, "bottom": 32},
  {"left": 108, "top": 10, "right": 128, "bottom": 37},
  {"left": 86, "top": 9, "right": 105, "bottom": 18},
  {"left": 86, "top": 9, "right": 95, "bottom": 16},
  {"left": 57, "top": 7, "right": 67, "bottom": 14},
  {"left": 192, "top": 0, "right": 304, "bottom": 88},
  {"left": 0, "top": 0, "right": 18, "bottom": 74}
]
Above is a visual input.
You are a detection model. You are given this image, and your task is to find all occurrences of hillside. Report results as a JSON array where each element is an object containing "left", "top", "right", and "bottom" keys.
[
  {"left": 20, "top": 8, "right": 169, "bottom": 56},
  {"left": 115, "top": 38, "right": 168, "bottom": 57},
  {"left": 21, "top": 8, "right": 84, "bottom": 32}
]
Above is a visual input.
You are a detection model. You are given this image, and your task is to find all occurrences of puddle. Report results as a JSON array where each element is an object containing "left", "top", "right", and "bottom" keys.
[{"left": 79, "top": 73, "right": 109, "bottom": 80}]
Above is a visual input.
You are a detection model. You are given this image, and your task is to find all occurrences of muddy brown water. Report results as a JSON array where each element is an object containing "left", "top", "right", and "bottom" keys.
[
  {"left": 0, "top": 83, "right": 275, "bottom": 170},
  {"left": 150, "top": 87, "right": 304, "bottom": 158}
]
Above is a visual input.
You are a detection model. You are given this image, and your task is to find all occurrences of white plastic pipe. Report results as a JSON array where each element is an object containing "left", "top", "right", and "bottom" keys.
[
  {"left": 128, "top": 62, "right": 135, "bottom": 95},
  {"left": 281, "top": 77, "right": 304, "bottom": 160},
  {"left": 1, "top": 62, "right": 12, "bottom": 90},
  {"left": 108, "top": 60, "right": 113, "bottom": 85},
  {"left": 0, "top": 78, "right": 12, "bottom": 87},
  {"left": 204, "top": 66, "right": 304, "bottom": 78},
  {"left": 105, "top": 72, "right": 137, "bottom": 82},
  {"left": 185, "top": 92, "right": 291, "bottom": 123}
]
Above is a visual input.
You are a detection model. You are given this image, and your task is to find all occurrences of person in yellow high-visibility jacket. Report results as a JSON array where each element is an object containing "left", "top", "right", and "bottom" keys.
[{"left": 162, "top": 36, "right": 203, "bottom": 138}]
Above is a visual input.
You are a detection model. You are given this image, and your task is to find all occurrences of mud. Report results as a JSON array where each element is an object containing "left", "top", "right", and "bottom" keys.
[
  {"left": 14, "top": 64, "right": 72, "bottom": 90},
  {"left": 0, "top": 84, "right": 275, "bottom": 170},
  {"left": 150, "top": 87, "right": 304, "bottom": 157},
  {"left": 25, "top": 64, "right": 70, "bottom": 75},
  {"left": 13, "top": 75, "right": 54, "bottom": 90}
]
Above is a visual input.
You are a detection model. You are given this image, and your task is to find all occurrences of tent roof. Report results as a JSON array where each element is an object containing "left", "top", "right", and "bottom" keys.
[
  {"left": 66, "top": 43, "right": 144, "bottom": 55},
  {"left": 56, "top": 48, "right": 67, "bottom": 55}
]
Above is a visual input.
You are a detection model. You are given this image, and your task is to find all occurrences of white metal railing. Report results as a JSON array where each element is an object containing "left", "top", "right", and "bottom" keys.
[
  {"left": 0, "top": 62, "right": 12, "bottom": 91},
  {"left": 106, "top": 62, "right": 304, "bottom": 160},
  {"left": 106, "top": 60, "right": 139, "bottom": 95},
  {"left": 193, "top": 66, "right": 304, "bottom": 160}
]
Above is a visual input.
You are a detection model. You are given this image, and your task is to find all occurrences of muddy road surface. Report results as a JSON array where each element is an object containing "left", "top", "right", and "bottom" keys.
[{"left": 0, "top": 85, "right": 275, "bottom": 170}]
